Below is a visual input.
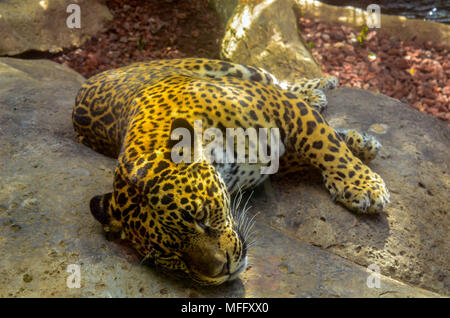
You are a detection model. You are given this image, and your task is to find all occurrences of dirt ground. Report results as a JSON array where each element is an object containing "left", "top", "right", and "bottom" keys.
[
  {"left": 52, "top": 0, "right": 224, "bottom": 77},
  {"left": 299, "top": 17, "right": 449, "bottom": 122}
]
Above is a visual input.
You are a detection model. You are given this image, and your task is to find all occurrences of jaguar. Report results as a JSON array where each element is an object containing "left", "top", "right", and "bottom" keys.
[{"left": 72, "top": 58, "right": 389, "bottom": 285}]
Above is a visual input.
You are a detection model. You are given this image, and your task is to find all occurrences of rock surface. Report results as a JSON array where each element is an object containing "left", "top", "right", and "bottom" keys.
[
  {"left": 0, "top": 0, "right": 112, "bottom": 56},
  {"left": 0, "top": 58, "right": 446, "bottom": 297},
  {"left": 218, "top": 0, "right": 323, "bottom": 80}
]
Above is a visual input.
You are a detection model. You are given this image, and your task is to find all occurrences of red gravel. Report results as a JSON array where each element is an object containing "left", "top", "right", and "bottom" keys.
[
  {"left": 52, "top": 0, "right": 224, "bottom": 78},
  {"left": 52, "top": 1, "right": 449, "bottom": 122},
  {"left": 299, "top": 17, "right": 449, "bottom": 122}
]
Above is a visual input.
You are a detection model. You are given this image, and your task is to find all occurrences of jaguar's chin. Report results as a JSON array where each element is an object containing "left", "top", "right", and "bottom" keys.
[{"left": 189, "top": 256, "right": 248, "bottom": 286}]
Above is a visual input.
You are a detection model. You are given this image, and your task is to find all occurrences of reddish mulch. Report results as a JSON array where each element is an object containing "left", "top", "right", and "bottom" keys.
[
  {"left": 52, "top": 0, "right": 224, "bottom": 78},
  {"left": 52, "top": 1, "right": 449, "bottom": 122},
  {"left": 299, "top": 17, "right": 449, "bottom": 122}
]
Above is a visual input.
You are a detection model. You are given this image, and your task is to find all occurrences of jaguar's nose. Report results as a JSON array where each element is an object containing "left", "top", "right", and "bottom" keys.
[
  {"left": 183, "top": 244, "right": 229, "bottom": 278},
  {"left": 213, "top": 252, "right": 230, "bottom": 277}
]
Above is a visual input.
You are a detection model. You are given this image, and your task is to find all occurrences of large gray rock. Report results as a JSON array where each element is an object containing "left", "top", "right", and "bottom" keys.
[
  {"left": 0, "top": 0, "right": 112, "bottom": 56},
  {"left": 0, "top": 58, "right": 445, "bottom": 297}
]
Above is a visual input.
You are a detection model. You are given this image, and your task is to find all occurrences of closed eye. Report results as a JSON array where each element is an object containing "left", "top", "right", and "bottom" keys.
[
  {"left": 195, "top": 220, "right": 219, "bottom": 238},
  {"left": 196, "top": 220, "right": 208, "bottom": 231}
]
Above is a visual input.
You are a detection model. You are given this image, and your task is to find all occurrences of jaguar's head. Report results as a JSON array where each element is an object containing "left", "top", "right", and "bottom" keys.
[{"left": 90, "top": 159, "right": 253, "bottom": 286}]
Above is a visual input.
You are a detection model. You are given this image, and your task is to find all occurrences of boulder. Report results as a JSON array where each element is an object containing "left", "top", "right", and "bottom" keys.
[
  {"left": 0, "top": 58, "right": 445, "bottom": 297},
  {"left": 216, "top": 0, "right": 323, "bottom": 80},
  {"left": 0, "top": 0, "right": 112, "bottom": 56}
]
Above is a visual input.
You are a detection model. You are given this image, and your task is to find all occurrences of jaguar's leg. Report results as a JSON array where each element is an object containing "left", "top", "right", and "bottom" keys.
[
  {"left": 188, "top": 59, "right": 338, "bottom": 114},
  {"left": 297, "top": 88, "right": 328, "bottom": 113},
  {"left": 288, "top": 76, "right": 339, "bottom": 91},
  {"left": 283, "top": 76, "right": 338, "bottom": 113},
  {"left": 277, "top": 100, "right": 389, "bottom": 214},
  {"left": 279, "top": 128, "right": 382, "bottom": 174}
]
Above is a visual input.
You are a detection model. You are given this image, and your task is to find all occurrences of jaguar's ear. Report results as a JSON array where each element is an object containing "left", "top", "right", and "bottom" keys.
[
  {"left": 90, "top": 192, "right": 123, "bottom": 236},
  {"left": 90, "top": 193, "right": 113, "bottom": 225},
  {"left": 167, "top": 118, "right": 199, "bottom": 164},
  {"left": 167, "top": 118, "right": 195, "bottom": 149}
]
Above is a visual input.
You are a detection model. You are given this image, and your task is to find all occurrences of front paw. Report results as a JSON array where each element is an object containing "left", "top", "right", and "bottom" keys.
[
  {"left": 321, "top": 76, "right": 339, "bottom": 90},
  {"left": 308, "top": 88, "right": 328, "bottom": 113},
  {"left": 324, "top": 169, "right": 390, "bottom": 214}
]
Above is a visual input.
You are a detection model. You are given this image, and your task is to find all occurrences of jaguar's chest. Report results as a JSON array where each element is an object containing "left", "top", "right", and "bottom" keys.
[
  {"left": 206, "top": 139, "right": 286, "bottom": 194},
  {"left": 214, "top": 162, "right": 266, "bottom": 194}
]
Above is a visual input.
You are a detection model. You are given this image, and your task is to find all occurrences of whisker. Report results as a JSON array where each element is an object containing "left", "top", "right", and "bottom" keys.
[{"left": 230, "top": 187, "right": 259, "bottom": 256}]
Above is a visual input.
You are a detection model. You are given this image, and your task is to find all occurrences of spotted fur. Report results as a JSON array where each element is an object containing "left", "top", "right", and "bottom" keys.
[{"left": 73, "top": 58, "right": 389, "bottom": 285}]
